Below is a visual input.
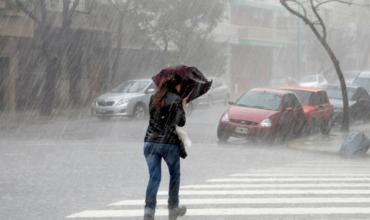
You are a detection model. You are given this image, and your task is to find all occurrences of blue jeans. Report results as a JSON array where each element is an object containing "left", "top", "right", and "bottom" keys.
[{"left": 144, "top": 142, "right": 181, "bottom": 210}]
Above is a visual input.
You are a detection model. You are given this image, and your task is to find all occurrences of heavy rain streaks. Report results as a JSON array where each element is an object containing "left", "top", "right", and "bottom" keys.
[{"left": 1, "top": 0, "right": 370, "bottom": 220}]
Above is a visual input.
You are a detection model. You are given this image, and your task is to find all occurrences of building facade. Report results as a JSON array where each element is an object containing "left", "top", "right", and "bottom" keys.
[{"left": 214, "top": 0, "right": 297, "bottom": 97}]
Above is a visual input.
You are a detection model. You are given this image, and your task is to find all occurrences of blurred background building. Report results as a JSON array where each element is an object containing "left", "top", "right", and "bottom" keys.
[{"left": 1, "top": 0, "right": 370, "bottom": 113}]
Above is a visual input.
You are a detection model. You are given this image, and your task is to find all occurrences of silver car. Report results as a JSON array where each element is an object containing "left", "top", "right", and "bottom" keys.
[
  {"left": 195, "top": 77, "right": 230, "bottom": 106},
  {"left": 91, "top": 79, "right": 156, "bottom": 120}
]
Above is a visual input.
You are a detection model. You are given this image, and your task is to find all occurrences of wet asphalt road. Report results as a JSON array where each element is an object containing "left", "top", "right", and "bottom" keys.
[{"left": 1, "top": 104, "right": 370, "bottom": 220}]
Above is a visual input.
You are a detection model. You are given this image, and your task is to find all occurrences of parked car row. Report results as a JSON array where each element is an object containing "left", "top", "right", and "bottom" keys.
[
  {"left": 217, "top": 86, "right": 334, "bottom": 142},
  {"left": 218, "top": 76, "right": 370, "bottom": 143}
]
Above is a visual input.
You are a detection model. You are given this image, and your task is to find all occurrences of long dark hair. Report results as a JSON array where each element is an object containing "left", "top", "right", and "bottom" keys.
[{"left": 152, "top": 74, "right": 182, "bottom": 111}]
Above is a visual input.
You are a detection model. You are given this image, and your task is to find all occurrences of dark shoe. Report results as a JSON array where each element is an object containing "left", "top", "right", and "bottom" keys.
[
  {"left": 144, "top": 208, "right": 155, "bottom": 220},
  {"left": 168, "top": 206, "right": 187, "bottom": 220},
  {"left": 143, "top": 214, "right": 154, "bottom": 220}
]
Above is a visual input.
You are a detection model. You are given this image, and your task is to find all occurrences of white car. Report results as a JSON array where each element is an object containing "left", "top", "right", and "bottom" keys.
[
  {"left": 299, "top": 74, "right": 328, "bottom": 88},
  {"left": 352, "top": 71, "right": 370, "bottom": 92}
]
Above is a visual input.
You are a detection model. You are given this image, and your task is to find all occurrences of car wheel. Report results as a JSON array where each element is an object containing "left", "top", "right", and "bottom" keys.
[
  {"left": 133, "top": 103, "right": 146, "bottom": 120},
  {"left": 217, "top": 128, "right": 230, "bottom": 143}
]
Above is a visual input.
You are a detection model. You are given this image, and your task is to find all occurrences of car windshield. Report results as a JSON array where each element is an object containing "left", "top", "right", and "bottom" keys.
[
  {"left": 301, "top": 75, "right": 317, "bottom": 83},
  {"left": 288, "top": 90, "right": 311, "bottom": 105},
  {"left": 353, "top": 77, "right": 370, "bottom": 90},
  {"left": 236, "top": 91, "right": 281, "bottom": 111},
  {"left": 111, "top": 80, "right": 150, "bottom": 93},
  {"left": 327, "top": 87, "right": 356, "bottom": 100}
]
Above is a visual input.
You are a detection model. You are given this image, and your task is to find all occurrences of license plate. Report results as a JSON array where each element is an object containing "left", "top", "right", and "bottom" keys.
[{"left": 235, "top": 127, "right": 248, "bottom": 134}]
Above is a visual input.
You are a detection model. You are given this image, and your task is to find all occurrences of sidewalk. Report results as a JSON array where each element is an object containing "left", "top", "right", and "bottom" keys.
[
  {"left": 287, "top": 123, "right": 370, "bottom": 155},
  {"left": 0, "top": 108, "right": 91, "bottom": 129}
]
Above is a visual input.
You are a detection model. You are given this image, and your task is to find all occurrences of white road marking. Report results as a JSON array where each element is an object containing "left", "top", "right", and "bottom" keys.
[
  {"left": 252, "top": 169, "right": 370, "bottom": 172},
  {"left": 284, "top": 164, "right": 369, "bottom": 167},
  {"left": 230, "top": 173, "right": 370, "bottom": 177},
  {"left": 181, "top": 183, "right": 370, "bottom": 189},
  {"left": 207, "top": 177, "right": 370, "bottom": 182},
  {"left": 67, "top": 207, "right": 370, "bottom": 218},
  {"left": 158, "top": 189, "right": 370, "bottom": 196},
  {"left": 66, "top": 160, "right": 370, "bottom": 218},
  {"left": 109, "top": 197, "right": 370, "bottom": 206}
]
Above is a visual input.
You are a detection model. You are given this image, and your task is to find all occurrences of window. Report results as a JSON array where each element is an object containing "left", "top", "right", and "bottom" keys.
[
  {"left": 289, "top": 90, "right": 311, "bottom": 105},
  {"left": 237, "top": 91, "right": 282, "bottom": 111},
  {"left": 311, "top": 92, "right": 328, "bottom": 106},
  {"left": 146, "top": 82, "right": 156, "bottom": 92},
  {"left": 283, "top": 94, "right": 301, "bottom": 109}
]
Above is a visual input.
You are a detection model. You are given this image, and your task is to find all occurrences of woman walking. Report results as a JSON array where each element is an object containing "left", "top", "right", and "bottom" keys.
[{"left": 143, "top": 74, "right": 187, "bottom": 220}]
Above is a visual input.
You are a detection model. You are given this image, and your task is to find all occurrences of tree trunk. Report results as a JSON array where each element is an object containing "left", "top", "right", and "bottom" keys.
[
  {"left": 111, "top": 12, "right": 125, "bottom": 87},
  {"left": 311, "top": 29, "right": 350, "bottom": 131},
  {"left": 40, "top": 57, "right": 58, "bottom": 116},
  {"left": 68, "top": 51, "right": 82, "bottom": 107}
]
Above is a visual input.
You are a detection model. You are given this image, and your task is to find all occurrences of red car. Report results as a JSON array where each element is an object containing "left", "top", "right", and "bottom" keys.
[
  {"left": 217, "top": 88, "right": 306, "bottom": 142},
  {"left": 282, "top": 86, "right": 333, "bottom": 134}
]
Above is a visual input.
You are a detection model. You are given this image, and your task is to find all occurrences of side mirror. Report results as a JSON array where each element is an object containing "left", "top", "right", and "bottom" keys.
[
  {"left": 146, "top": 88, "right": 155, "bottom": 94},
  {"left": 228, "top": 101, "right": 235, "bottom": 105}
]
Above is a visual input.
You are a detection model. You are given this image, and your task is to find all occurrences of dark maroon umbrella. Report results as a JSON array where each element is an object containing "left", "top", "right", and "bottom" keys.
[{"left": 152, "top": 65, "right": 212, "bottom": 102}]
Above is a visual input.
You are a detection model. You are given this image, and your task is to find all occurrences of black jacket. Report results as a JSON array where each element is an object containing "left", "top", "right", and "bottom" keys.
[{"left": 144, "top": 91, "right": 186, "bottom": 145}]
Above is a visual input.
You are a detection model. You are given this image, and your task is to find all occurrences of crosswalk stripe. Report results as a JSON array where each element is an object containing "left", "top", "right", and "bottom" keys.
[
  {"left": 158, "top": 189, "right": 370, "bottom": 195},
  {"left": 292, "top": 161, "right": 368, "bottom": 164},
  {"left": 108, "top": 197, "right": 370, "bottom": 206},
  {"left": 67, "top": 207, "right": 370, "bottom": 218},
  {"left": 251, "top": 169, "right": 370, "bottom": 172},
  {"left": 181, "top": 183, "right": 370, "bottom": 189},
  {"left": 230, "top": 173, "right": 370, "bottom": 177},
  {"left": 66, "top": 160, "right": 370, "bottom": 218},
  {"left": 283, "top": 164, "right": 369, "bottom": 167},
  {"left": 207, "top": 177, "right": 370, "bottom": 182}
]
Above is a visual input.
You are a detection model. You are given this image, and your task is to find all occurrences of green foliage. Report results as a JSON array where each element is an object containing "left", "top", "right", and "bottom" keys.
[{"left": 132, "top": 0, "right": 226, "bottom": 73}]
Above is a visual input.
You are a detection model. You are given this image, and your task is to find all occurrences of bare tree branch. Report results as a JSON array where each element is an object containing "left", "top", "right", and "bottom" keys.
[
  {"left": 285, "top": 0, "right": 308, "bottom": 18},
  {"left": 315, "top": 0, "right": 370, "bottom": 8},
  {"left": 281, "top": 0, "right": 310, "bottom": 25},
  {"left": 280, "top": 0, "right": 351, "bottom": 131},
  {"left": 310, "top": 0, "right": 327, "bottom": 39}
]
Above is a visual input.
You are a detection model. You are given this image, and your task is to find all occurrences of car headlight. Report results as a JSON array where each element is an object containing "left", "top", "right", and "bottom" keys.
[
  {"left": 260, "top": 118, "right": 272, "bottom": 127},
  {"left": 116, "top": 99, "right": 129, "bottom": 106},
  {"left": 221, "top": 113, "right": 229, "bottom": 122}
]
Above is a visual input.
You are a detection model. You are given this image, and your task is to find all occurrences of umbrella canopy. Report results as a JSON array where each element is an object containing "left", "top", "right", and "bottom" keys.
[{"left": 152, "top": 65, "right": 212, "bottom": 102}]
